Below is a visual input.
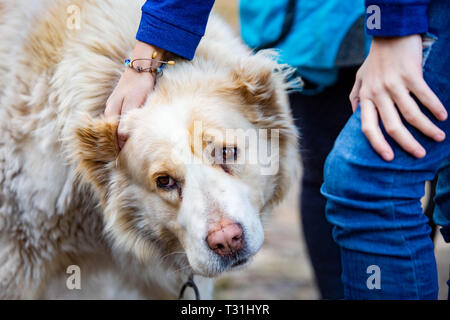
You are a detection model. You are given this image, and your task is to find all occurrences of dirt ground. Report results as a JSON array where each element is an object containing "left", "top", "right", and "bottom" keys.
[{"left": 212, "top": 0, "right": 449, "bottom": 300}]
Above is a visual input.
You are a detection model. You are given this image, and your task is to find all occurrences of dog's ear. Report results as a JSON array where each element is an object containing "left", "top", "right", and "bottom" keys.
[
  {"left": 226, "top": 52, "right": 300, "bottom": 128},
  {"left": 230, "top": 59, "right": 279, "bottom": 116},
  {"left": 73, "top": 116, "right": 119, "bottom": 200},
  {"left": 226, "top": 54, "right": 300, "bottom": 205}
]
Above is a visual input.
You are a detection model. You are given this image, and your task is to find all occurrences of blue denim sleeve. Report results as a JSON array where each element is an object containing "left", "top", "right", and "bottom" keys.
[
  {"left": 365, "top": 0, "right": 429, "bottom": 36},
  {"left": 136, "top": 0, "right": 215, "bottom": 60}
]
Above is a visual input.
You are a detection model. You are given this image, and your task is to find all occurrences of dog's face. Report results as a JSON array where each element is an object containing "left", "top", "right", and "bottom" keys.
[{"left": 74, "top": 54, "right": 298, "bottom": 277}]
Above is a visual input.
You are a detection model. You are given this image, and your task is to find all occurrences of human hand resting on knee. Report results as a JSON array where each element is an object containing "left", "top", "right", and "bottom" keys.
[{"left": 350, "top": 35, "right": 447, "bottom": 161}]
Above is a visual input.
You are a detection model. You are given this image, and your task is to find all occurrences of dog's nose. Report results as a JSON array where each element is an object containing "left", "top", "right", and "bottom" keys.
[{"left": 206, "top": 218, "right": 244, "bottom": 256}]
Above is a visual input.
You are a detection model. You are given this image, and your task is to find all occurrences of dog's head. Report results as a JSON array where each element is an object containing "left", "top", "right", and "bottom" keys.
[{"left": 72, "top": 52, "right": 299, "bottom": 277}]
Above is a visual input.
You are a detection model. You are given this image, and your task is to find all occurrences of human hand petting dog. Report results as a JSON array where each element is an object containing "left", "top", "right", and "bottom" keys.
[
  {"left": 105, "top": 40, "right": 163, "bottom": 149},
  {"left": 350, "top": 35, "right": 447, "bottom": 161}
]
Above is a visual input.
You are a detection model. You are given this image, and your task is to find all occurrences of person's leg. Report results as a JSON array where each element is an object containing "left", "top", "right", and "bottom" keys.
[
  {"left": 290, "top": 67, "right": 356, "bottom": 299},
  {"left": 322, "top": 109, "right": 449, "bottom": 299},
  {"left": 434, "top": 158, "right": 450, "bottom": 244},
  {"left": 322, "top": 0, "right": 450, "bottom": 299},
  {"left": 433, "top": 157, "right": 450, "bottom": 299},
  {"left": 423, "top": 177, "right": 438, "bottom": 240}
]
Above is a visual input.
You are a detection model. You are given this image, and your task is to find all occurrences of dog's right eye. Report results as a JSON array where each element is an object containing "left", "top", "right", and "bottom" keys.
[{"left": 156, "top": 175, "right": 177, "bottom": 190}]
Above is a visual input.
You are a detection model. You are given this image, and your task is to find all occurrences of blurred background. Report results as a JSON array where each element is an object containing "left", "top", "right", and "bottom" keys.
[{"left": 212, "top": 0, "right": 449, "bottom": 300}]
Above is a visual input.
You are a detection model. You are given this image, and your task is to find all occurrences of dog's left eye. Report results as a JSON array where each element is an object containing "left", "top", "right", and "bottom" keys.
[
  {"left": 222, "top": 147, "right": 237, "bottom": 163},
  {"left": 156, "top": 175, "right": 177, "bottom": 190}
]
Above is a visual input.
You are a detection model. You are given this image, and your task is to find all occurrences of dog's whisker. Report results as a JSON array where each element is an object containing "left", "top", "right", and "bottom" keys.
[
  {"left": 159, "top": 251, "right": 188, "bottom": 267},
  {"left": 153, "top": 251, "right": 189, "bottom": 274},
  {"left": 161, "top": 251, "right": 187, "bottom": 261},
  {"left": 174, "top": 260, "right": 191, "bottom": 273},
  {"left": 172, "top": 264, "right": 193, "bottom": 274}
]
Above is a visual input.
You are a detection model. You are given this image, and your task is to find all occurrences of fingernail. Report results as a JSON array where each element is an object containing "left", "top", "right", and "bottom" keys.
[
  {"left": 435, "top": 131, "right": 446, "bottom": 141},
  {"left": 415, "top": 148, "right": 426, "bottom": 158},
  {"left": 439, "top": 111, "right": 448, "bottom": 121},
  {"left": 382, "top": 151, "right": 393, "bottom": 161}
]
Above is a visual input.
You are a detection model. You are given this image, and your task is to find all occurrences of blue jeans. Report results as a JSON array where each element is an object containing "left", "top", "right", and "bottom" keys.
[{"left": 321, "top": 0, "right": 450, "bottom": 299}]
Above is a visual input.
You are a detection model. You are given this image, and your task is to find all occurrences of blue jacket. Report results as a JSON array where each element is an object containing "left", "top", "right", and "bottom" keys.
[
  {"left": 365, "top": 0, "right": 430, "bottom": 36},
  {"left": 240, "top": 0, "right": 432, "bottom": 88},
  {"left": 135, "top": 0, "right": 430, "bottom": 63},
  {"left": 240, "top": 0, "right": 366, "bottom": 87},
  {"left": 136, "top": 0, "right": 214, "bottom": 60}
]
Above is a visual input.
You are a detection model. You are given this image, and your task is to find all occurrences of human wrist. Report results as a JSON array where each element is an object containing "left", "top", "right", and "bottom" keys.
[
  {"left": 126, "top": 41, "right": 172, "bottom": 76},
  {"left": 132, "top": 40, "right": 165, "bottom": 60}
]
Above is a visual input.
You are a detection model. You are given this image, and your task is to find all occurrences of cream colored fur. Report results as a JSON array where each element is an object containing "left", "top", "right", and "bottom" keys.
[{"left": 0, "top": 0, "right": 299, "bottom": 299}]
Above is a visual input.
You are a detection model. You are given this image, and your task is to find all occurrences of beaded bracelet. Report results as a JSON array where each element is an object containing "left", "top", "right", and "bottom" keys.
[{"left": 125, "top": 51, "right": 175, "bottom": 75}]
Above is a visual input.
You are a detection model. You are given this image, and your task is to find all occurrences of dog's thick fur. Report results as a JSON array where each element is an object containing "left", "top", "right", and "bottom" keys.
[{"left": 0, "top": 0, "right": 298, "bottom": 299}]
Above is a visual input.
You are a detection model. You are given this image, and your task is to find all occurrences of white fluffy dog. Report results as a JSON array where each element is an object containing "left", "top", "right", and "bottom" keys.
[{"left": 0, "top": 0, "right": 298, "bottom": 299}]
